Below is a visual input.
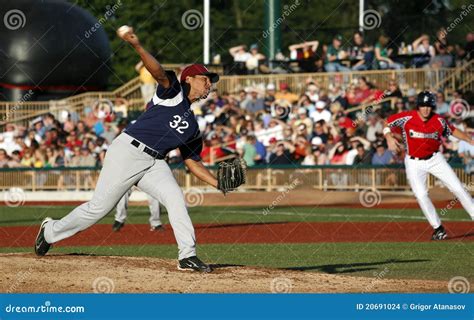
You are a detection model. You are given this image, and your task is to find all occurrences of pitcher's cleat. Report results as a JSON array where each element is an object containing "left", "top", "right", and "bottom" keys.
[
  {"left": 35, "top": 217, "right": 53, "bottom": 256},
  {"left": 178, "top": 256, "right": 212, "bottom": 273}
]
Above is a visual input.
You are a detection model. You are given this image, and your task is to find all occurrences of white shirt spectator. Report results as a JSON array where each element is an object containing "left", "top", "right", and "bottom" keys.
[
  {"left": 0, "top": 141, "right": 20, "bottom": 156},
  {"left": 310, "top": 101, "right": 332, "bottom": 123},
  {"left": 301, "top": 155, "right": 316, "bottom": 165},
  {"left": 24, "top": 134, "right": 43, "bottom": 147},
  {"left": 458, "top": 140, "right": 474, "bottom": 157},
  {"left": 234, "top": 52, "right": 251, "bottom": 62},
  {"left": 255, "top": 125, "right": 284, "bottom": 146},
  {"left": 346, "top": 148, "right": 359, "bottom": 165},
  {"left": 235, "top": 136, "right": 247, "bottom": 155},
  {"left": 436, "top": 102, "right": 450, "bottom": 115},
  {"left": 306, "top": 84, "right": 319, "bottom": 103},
  {"left": 310, "top": 109, "right": 331, "bottom": 123},
  {"left": 415, "top": 44, "right": 435, "bottom": 57},
  {"left": 366, "top": 121, "right": 383, "bottom": 142},
  {"left": 2, "top": 131, "right": 15, "bottom": 142},
  {"left": 93, "top": 143, "right": 108, "bottom": 154},
  {"left": 196, "top": 116, "right": 208, "bottom": 133},
  {"left": 0, "top": 135, "right": 21, "bottom": 156}
]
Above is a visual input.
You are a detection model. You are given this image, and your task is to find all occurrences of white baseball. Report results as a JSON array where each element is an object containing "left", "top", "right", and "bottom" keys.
[{"left": 117, "top": 25, "right": 132, "bottom": 37}]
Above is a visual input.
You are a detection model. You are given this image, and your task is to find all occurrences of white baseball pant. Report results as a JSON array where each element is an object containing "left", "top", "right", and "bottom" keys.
[
  {"left": 405, "top": 152, "right": 474, "bottom": 228},
  {"left": 44, "top": 133, "right": 196, "bottom": 259}
]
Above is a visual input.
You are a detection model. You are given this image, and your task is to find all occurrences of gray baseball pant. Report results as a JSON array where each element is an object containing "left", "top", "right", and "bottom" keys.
[
  {"left": 44, "top": 133, "right": 196, "bottom": 259},
  {"left": 115, "top": 188, "right": 162, "bottom": 227}
]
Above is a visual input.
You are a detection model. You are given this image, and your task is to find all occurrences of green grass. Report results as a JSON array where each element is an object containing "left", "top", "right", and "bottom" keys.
[{"left": 1, "top": 205, "right": 473, "bottom": 282}]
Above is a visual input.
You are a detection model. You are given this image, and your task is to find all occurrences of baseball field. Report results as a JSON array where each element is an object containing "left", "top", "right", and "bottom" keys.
[{"left": 1, "top": 203, "right": 472, "bottom": 293}]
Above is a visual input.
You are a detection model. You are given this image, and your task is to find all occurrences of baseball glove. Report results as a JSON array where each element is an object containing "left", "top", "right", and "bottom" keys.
[{"left": 217, "top": 157, "right": 247, "bottom": 194}]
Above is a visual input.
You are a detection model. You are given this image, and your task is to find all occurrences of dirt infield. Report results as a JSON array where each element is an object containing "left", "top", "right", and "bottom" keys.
[
  {"left": 0, "top": 253, "right": 449, "bottom": 293},
  {"left": 1, "top": 222, "right": 472, "bottom": 248}
]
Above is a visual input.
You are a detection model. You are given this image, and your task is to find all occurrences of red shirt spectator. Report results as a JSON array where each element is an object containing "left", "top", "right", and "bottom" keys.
[
  {"left": 43, "top": 129, "right": 58, "bottom": 147},
  {"left": 201, "top": 135, "right": 226, "bottom": 164},
  {"left": 338, "top": 116, "right": 355, "bottom": 130},
  {"left": 201, "top": 146, "right": 226, "bottom": 163},
  {"left": 65, "top": 131, "right": 82, "bottom": 150}
]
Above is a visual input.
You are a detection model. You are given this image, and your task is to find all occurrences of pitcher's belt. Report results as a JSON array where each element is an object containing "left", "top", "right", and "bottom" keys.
[{"left": 130, "top": 139, "right": 165, "bottom": 160}]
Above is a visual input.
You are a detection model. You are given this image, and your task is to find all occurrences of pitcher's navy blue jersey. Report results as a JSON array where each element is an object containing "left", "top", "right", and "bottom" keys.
[{"left": 125, "top": 71, "right": 202, "bottom": 161}]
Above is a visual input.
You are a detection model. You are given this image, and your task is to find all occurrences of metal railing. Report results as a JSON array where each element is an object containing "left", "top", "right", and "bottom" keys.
[
  {"left": 433, "top": 59, "right": 474, "bottom": 92},
  {"left": 215, "top": 65, "right": 471, "bottom": 94},
  {"left": 345, "top": 97, "right": 397, "bottom": 114},
  {"left": 0, "top": 165, "right": 470, "bottom": 192}
]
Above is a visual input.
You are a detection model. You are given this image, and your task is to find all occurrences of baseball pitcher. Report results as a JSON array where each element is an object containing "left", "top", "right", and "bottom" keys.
[{"left": 34, "top": 26, "right": 246, "bottom": 273}]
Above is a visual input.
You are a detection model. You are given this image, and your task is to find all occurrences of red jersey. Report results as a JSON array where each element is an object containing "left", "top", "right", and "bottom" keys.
[
  {"left": 65, "top": 139, "right": 82, "bottom": 150},
  {"left": 386, "top": 110, "right": 455, "bottom": 158}
]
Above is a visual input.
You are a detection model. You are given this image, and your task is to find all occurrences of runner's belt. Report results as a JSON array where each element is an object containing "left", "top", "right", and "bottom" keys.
[{"left": 409, "top": 152, "right": 436, "bottom": 161}]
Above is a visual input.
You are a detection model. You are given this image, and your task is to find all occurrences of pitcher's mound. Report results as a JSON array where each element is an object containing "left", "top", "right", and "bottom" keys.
[{"left": 1, "top": 253, "right": 447, "bottom": 293}]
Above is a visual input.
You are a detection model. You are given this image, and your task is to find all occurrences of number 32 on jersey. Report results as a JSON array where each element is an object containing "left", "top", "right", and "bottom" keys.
[{"left": 169, "top": 115, "right": 189, "bottom": 134}]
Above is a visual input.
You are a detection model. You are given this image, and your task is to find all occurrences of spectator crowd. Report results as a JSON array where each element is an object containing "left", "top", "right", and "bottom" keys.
[
  {"left": 1, "top": 28, "right": 473, "bottom": 174},
  {"left": 226, "top": 30, "right": 473, "bottom": 74},
  {"left": 1, "top": 75, "right": 473, "bottom": 177}
]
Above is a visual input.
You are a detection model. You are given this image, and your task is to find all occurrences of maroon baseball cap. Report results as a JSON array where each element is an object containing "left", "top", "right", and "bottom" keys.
[{"left": 180, "top": 64, "right": 219, "bottom": 83}]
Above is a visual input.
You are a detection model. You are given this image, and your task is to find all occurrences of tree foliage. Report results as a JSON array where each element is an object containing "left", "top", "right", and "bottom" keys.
[{"left": 72, "top": 0, "right": 473, "bottom": 88}]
